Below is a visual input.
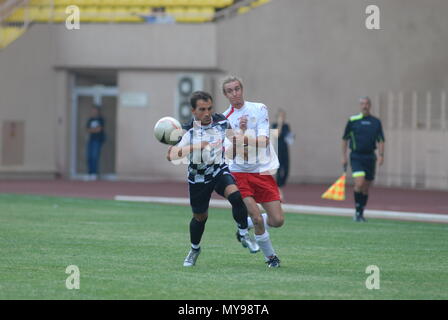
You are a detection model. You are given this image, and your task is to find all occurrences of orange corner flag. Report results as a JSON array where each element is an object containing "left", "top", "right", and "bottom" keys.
[{"left": 321, "top": 173, "right": 346, "bottom": 201}]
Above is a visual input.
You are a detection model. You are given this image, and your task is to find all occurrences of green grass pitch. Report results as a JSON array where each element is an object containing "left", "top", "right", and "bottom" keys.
[{"left": 0, "top": 193, "right": 447, "bottom": 299}]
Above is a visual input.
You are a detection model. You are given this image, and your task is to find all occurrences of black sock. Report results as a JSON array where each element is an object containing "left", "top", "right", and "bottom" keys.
[
  {"left": 361, "top": 194, "right": 369, "bottom": 211},
  {"left": 227, "top": 191, "right": 249, "bottom": 230},
  {"left": 362, "top": 194, "right": 369, "bottom": 209},
  {"left": 354, "top": 191, "right": 364, "bottom": 214},
  {"left": 190, "top": 217, "right": 207, "bottom": 247}
]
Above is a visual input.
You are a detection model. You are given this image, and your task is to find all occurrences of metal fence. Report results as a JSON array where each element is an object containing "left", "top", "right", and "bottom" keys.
[
  {"left": 0, "top": 0, "right": 30, "bottom": 49},
  {"left": 375, "top": 90, "right": 448, "bottom": 190}
]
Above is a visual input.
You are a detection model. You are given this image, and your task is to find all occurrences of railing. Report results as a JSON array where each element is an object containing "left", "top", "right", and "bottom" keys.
[
  {"left": 0, "top": 0, "right": 31, "bottom": 49},
  {"left": 0, "top": 0, "right": 30, "bottom": 23},
  {"left": 214, "top": 0, "right": 269, "bottom": 21},
  {"left": 375, "top": 90, "right": 448, "bottom": 190}
]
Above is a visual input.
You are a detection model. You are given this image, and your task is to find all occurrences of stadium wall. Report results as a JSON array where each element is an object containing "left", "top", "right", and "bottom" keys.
[
  {"left": 52, "top": 24, "right": 217, "bottom": 69},
  {"left": 117, "top": 71, "right": 186, "bottom": 181},
  {"left": 0, "top": 23, "right": 218, "bottom": 181},
  {"left": 0, "top": 2, "right": 447, "bottom": 188},
  {"left": 215, "top": 0, "right": 448, "bottom": 186},
  {"left": 0, "top": 25, "right": 56, "bottom": 178}
]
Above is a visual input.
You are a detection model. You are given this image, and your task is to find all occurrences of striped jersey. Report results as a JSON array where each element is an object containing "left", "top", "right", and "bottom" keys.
[{"left": 178, "top": 113, "right": 231, "bottom": 184}]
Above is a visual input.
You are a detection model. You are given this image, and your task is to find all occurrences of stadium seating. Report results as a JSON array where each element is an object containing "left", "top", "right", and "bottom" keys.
[
  {"left": 3, "top": 1, "right": 234, "bottom": 24},
  {"left": 237, "top": 0, "right": 270, "bottom": 15},
  {"left": 0, "top": 0, "right": 270, "bottom": 48},
  {"left": 25, "top": 0, "right": 234, "bottom": 8},
  {"left": 0, "top": 26, "right": 26, "bottom": 49}
]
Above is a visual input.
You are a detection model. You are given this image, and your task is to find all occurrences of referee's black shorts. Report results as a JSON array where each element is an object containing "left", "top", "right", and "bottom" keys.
[
  {"left": 350, "top": 152, "right": 377, "bottom": 181},
  {"left": 188, "top": 170, "right": 236, "bottom": 214}
]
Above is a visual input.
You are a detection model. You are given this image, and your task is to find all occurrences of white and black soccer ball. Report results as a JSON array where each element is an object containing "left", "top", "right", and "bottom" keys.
[{"left": 154, "top": 116, "right": 183, "bottom": 145}]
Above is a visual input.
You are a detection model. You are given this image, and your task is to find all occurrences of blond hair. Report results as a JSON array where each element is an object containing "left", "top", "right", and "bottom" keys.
[{"left": 221, "top": 75, "right": 243, "bottom": 94}]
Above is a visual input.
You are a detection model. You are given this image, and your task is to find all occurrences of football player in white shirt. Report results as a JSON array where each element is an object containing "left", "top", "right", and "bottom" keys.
[{"left": 222, "top": 76, "right": 284, "bottom": 268}]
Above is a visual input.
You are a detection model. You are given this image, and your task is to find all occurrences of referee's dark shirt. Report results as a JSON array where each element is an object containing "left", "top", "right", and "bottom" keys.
[{"left": 343, "top": 113, "right": 385, "bottom": 154}]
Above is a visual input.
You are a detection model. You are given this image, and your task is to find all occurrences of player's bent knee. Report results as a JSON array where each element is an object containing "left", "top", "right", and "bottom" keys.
[
  {"left": 224, "top": 184, "right": 239, "bottom": 198},
  {"left": 227, "top": 191, "right": 244, "bottom": 207},
  {"left": 193, "top": 213, "right": 208, "bottom": 222},
  {"left": 269, "top": 215, "right": 284, "bottom": 228},
  {"left": 272, "top": 217, "right": 285, "bottom": 228},
  {"left": 277, "top": 217, "right": 285, "bottom": 227},
  {"left": 264, "top": 202, "right": 284, "bottom": 227}
]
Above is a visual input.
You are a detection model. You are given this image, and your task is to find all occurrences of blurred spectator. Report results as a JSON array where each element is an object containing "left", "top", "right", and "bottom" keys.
[
  {"left": 272, "top": 110, "right": 295, "bottom": 193},
  {"left": 86, "top": 106, "right": 105, "bottom": 181},
  {"left": 142, "top": 7, "right": 175, "bottom": 24}
]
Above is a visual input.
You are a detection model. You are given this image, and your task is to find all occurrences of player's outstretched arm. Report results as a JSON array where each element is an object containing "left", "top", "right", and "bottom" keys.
[
  {"left": 224, "top": 139, "right": 236, "bottom": 160},
  {"left": 166, "top": 142, "right": 209, "bottom": 162},
  {"left": 228, "top": 132, "right": 269, "bottom": 149},
  {"left": 166, "top": 146, "right": 180, "bottom": 161}
]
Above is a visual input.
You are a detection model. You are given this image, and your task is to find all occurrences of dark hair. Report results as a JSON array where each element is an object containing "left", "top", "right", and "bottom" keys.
[{"left": 190, "top": 91, "right": 213, "bottom": 109}]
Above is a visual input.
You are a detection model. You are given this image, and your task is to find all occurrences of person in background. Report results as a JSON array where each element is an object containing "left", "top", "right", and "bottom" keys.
[
  {"left": 271, "top": 109, "right": 294, "bottom": 200},
  {"left": 342, "top": 97, "right": 385, "bottom": 222},
  {"left": 141, "top": 7, "right": 175, "bottom": 24},
  {"left": 86, "top": 106, "right": 105, "bottom": 181}
]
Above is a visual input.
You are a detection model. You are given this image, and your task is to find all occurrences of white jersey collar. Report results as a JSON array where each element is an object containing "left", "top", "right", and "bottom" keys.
[{"left": 230, "top": 101, "right": 247, "bottom": 112}]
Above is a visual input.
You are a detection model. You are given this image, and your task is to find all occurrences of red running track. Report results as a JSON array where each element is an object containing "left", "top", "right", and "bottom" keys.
[{"left": 0, "top": 179, "right": 447, "bottom": 214}]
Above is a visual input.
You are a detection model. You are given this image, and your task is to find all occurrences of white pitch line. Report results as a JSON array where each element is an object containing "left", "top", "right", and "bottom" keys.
[{"left": 114, "top": 195, "right": 448, "bottom": 224}]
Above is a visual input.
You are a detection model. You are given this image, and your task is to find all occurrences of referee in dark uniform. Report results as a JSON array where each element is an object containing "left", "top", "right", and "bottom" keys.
[{"left": 342, "top": 97, "right": 385, "bottom": 222}]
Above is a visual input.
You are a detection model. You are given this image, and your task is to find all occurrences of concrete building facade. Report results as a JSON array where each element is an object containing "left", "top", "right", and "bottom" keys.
[{"left": 0, "top": 0, "right": 447, "bottom": 189}]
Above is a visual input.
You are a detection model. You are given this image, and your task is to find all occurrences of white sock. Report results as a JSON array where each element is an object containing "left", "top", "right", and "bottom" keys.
[
  {"left": 247, "top": 213, "right": 269, "bottom": 230},
  {"left": 255, "top": 231, "right": 276, "bottom": 260},
  {"left": 247, "top": 217, "right": 254, "bottom": 229},
  {"left": 191, "top": 243, "right": 200, "bottom": 250},
  {"left": 238, "top": 228, "right": 248, "bottom": 236},
  {"left": 261, "top": 213, "right": 269, "bottom": 230}
]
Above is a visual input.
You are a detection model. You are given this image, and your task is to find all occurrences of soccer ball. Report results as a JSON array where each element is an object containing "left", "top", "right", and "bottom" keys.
[{"left": 154, "top": 116, "right": 183, "bottom": 145}]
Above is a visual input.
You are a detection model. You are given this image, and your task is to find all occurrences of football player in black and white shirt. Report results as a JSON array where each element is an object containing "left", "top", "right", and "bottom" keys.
[{"left": 166, "top": 91, "right": 259, "bottom": 267}]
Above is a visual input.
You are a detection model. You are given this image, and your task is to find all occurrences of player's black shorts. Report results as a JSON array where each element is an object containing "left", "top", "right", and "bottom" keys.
[
  {"left": 188, "top": 170, "right": 236, "bottom": 214},
  {"left": 350, "top": 152, "right": 377, "bottom": 181}
]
